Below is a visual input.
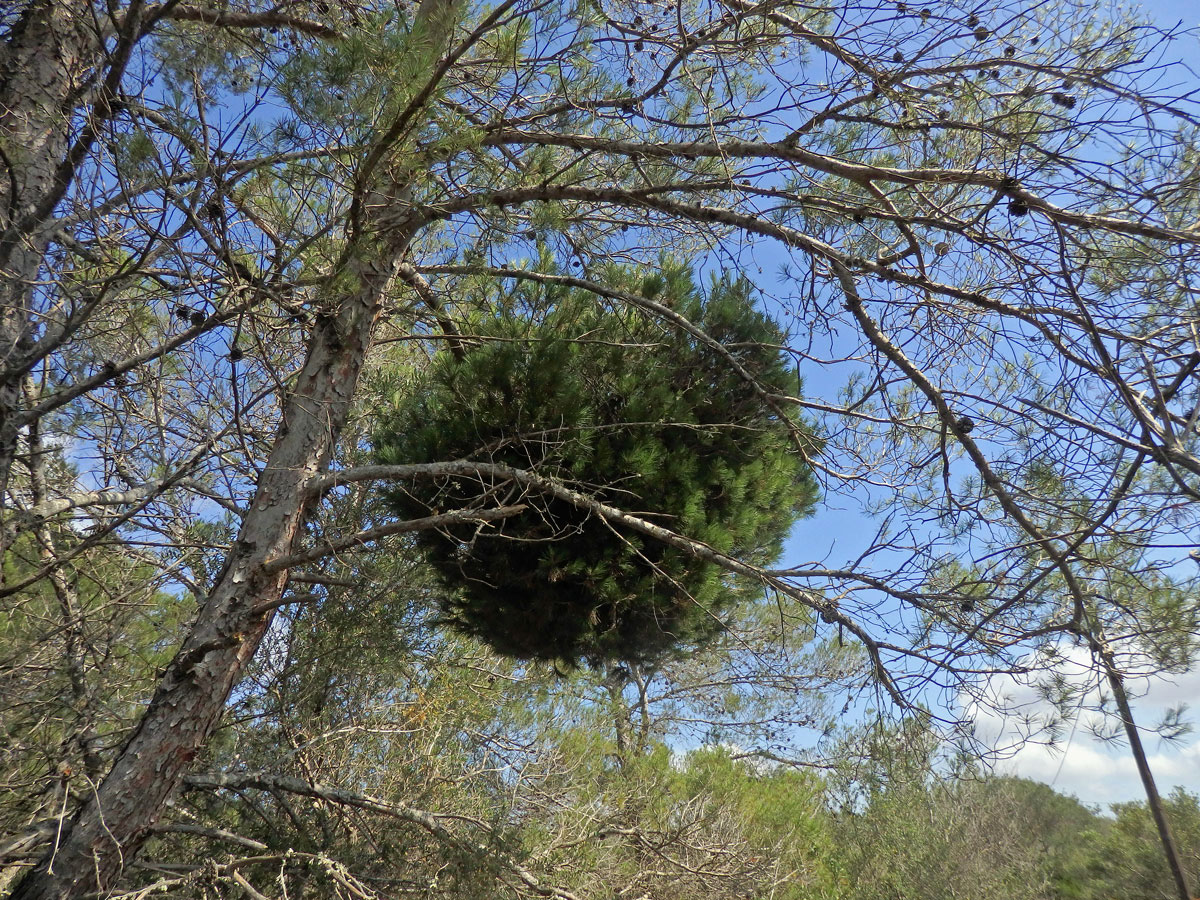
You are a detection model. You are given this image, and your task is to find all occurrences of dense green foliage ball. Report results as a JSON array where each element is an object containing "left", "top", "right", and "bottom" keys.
[{"left": 372, "top": 267, "right": 819, "bottom": 666}]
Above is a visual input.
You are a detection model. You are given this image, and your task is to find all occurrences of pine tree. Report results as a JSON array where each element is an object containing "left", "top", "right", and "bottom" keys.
[{"left": 374, "top": 265, "right": 819, "bottom": 665}]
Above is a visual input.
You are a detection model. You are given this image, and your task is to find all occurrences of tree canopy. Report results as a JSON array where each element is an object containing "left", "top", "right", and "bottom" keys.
[
  {"left": 1, "top": 0, "right": 1199, "bottom": 896},
  {"left": 373, "top": 264, "right": 819, "bottom": 664}
]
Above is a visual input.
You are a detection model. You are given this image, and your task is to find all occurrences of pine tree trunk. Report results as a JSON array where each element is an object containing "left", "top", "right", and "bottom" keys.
[
  {"left": 0, "top": 0, "right": 104, "bottom": 501},
  {"left": 7, "top": 240, "right": 409, "bottom": 899},
  {"left": 1097, "top": 641, "right": 1194, "bottom": 900},
  {"left": 7, "top": 0, "right": 460, "bottom": 885}
]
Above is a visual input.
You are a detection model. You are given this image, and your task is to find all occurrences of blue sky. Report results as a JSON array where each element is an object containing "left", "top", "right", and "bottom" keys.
[{"left": 1138, "top": 0, "right": 1199, "bottom": 27}]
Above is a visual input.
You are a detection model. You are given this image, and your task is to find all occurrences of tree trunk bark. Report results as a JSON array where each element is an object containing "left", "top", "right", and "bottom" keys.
[
  {"left": 0, "top": 0, "right": 106, "bottom": 502},
  {"left": 6, "top": 3, "right": 455, "bottom": 894},
  {"left": 7, "top": 234, "right": 411, "bottom": 899}
]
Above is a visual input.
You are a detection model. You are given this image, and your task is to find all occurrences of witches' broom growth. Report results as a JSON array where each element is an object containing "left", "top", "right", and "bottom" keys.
[{"left": 373, "top": 267, "right": 820, "bottom": 666}]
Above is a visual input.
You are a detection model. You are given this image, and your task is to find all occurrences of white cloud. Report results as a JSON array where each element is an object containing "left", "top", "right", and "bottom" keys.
[{"left": 962, "top": 647, "right": 1200, "bottom": 810}]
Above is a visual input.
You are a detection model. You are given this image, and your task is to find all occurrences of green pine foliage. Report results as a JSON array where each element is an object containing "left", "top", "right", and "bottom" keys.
[{"left": 372, "top": 265, "right": 819, "bottom": 666}]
